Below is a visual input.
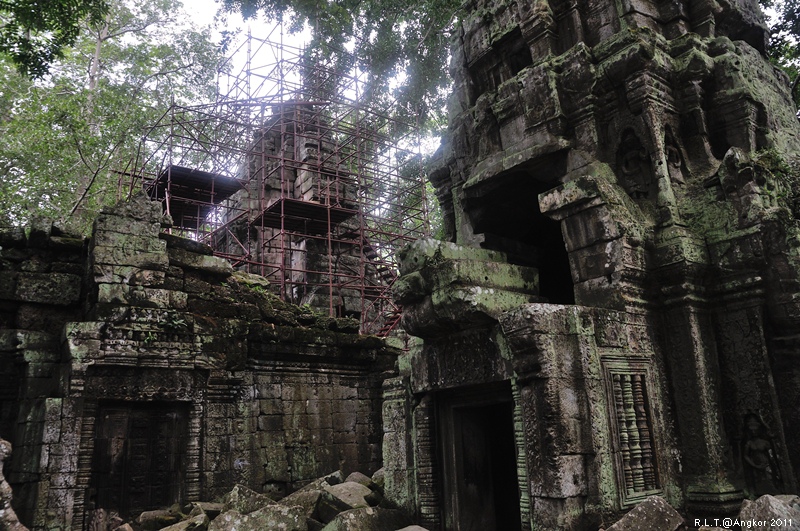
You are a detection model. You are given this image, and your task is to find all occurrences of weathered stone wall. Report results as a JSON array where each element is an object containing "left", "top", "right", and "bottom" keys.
[
  {"left": 0, "top": 194, "right": 396, "bottom": 530},
  {"left": 0, "top": 220, "right": 87, "bottom": 526}
]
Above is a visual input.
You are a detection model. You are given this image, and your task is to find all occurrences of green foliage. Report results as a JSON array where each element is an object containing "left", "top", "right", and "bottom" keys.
[
  {"left": 762, "top": 0, "right": 800, "bottom": 106},
  {"left": 0, "top": 0, "right": 223, "bottom": 230},
  {"left": 221, "top": 0, "right": 460, "bottom": 133},
  {"left": 249, "top": 284, "right": 267, "bottom": 295},
  {"left": 164, "top": 314, "right": 188, "bottom": 330},
  {"left": 0, "top": 0, "right": 109, "bottom": 78}
]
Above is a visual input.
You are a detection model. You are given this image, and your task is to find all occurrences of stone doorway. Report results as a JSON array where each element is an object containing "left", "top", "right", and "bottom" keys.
[
  {"left": 438, "top": 384, "right": 522, "bottom": 531},
  {"left": 91, "top": 401, "right": 190, "bottom": 519},
  {"left": 464, "top": 165, "right": 574, "bottom": 305}
]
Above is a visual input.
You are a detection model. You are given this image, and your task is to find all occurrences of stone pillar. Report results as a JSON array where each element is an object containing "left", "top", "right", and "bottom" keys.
[
  {"left": 654, "top": 227, "right": 743, "bottom": 517},
  {"left": 501, "top": 305, "right": 595, "bottom": 530},
  {"left": 382, "top": 376, "right": 416, "bottom": 517},
  {"left": 412, "top": 395, "right": 441, "bottom": 529}
]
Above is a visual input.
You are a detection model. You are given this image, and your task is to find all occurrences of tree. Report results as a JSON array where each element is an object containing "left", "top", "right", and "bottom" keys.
[
  {"left": 221, "top": 0, "right": 459, "bottom": 132},
  {"left": 762, "top": 0, "right": 800, "bottom": 104},
  {"left": 0, "top": 0, "right": 109, "bottom": 78},
  {"left": 0, "top": 0, "right": 223, "bottom": 229}
]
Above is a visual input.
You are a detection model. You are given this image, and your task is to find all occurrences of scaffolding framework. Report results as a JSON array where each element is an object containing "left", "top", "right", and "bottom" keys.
[{"left": 128, "top": 26, "right": 430, "bottom": 336}]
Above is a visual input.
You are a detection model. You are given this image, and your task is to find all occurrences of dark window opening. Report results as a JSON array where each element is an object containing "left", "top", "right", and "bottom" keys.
[
  {"left": 91, "top": 401, "right": 190, "bottom": 520},
  {"left": 503, "top": 29, "right": 533, "bottom": 77},
  {"left": 438, "top": 384, "right": 522, "bottom": 531},
  {"left": 464, "top": 163, "right": 575, "bottom": 305}
]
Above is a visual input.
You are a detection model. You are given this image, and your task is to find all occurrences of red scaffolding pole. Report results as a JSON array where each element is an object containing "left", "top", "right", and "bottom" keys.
[{"left": 126, "top": 27, "right": 431, "bottom": 336}]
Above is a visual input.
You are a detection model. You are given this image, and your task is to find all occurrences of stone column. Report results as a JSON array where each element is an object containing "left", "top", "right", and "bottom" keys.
[
  {"left": 501, "top": 305, "right": 595, "bottom": 530},
  {"left": 654, "top": 227, "right": 743, "bottom": 517},
  {"left": 381, "top": 377, "right": 416, "bottom": 518}
]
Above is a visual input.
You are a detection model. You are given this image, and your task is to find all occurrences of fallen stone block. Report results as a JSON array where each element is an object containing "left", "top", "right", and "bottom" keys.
[
  {"left": 296, "top": 471, "right": 344, "bottom": 493},
  {"left": 185, "top": 502, "right": 224, "bottom": 520},
  {"left": 345, "top": 472, "right": 376, "bottom": 490},
  {"left": 208, "top": 505, "right": 307, "bottom": 531},
  {"left": 319, "top": 507, "right": 411, "bottom": 531},
  {"left": 136, "top": 509, "right": 182, "bottom": 530},
  {"left": 364, "top": 489, "right": 383, "bottom": 507},
  {"left": 279, "top": 489, "right": 324, "bottom": 519},
  {"left": 158, "top": 512, "right": 209, "bottom": 531},
  {"left": 324, "top": 482, "right": 373, "bottom": 509},
  {"left": 775, "top": 494, "right": 800, "bottom": 511},
  {"left": 606, "top": 496, "right": 685, "bottom": 531},
  {"left": 738, "top": 494, "right": 800, "bottom": 531},
  {"left": 221, "top": 484, "right": 275, "bottom": 515},
  {"left": 370, "top": 469, "right": 384, "bottom": 491},
  {"left": 316, "top": 490, "right": 356, "bottom": 523}
]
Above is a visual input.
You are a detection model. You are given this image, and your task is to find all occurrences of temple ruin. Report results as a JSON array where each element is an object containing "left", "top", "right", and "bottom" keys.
[
  {"left": 0, "top": 195, "right": 398, "bottom": 529},
  {"left": 385, "top": 0, "right": 800, "bottom": 529},
  {"left": 3, "top": 0, "right": 800, "bottom": 529},
  {"left": 139, "top": 28, "right": 429, "bottom": 336}
]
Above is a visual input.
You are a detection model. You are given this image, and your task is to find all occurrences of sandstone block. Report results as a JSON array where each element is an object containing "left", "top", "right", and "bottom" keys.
[
  {"left": 158, "top": 512, "right": 209, "bottom": 531},
  {"left": 186, "top": 502, "right": 224, "bottom": 520},
  {"left": 221, "top": 484, "right": 276, "bottom": 515},
  {"left": 345, "top": 472, "right": 376, "bottom": 490},
  {"left": 606, "top": 496, "right": 684, "bottom": 531},
  {"left": 15, "top": 272, "right": 80, "bottom": 305},
  {"left": 319, "top": 507, "right": 411, "bottom": 531},
  {"left": 316, "top": 489, "right": 356, "bottom": 523},
  {"left": 279, "top": 489, "right": 323, "bottom": 519},
  {"left": 324, "top": 482, "right": 373, "bottom": 509},
  {"left": 209, "top": 505, "right": 307, "bottom": 531},
  {"left": 167, "top": 247, "right": 232, "bottom": 276},
  {"left": 366, "top": 470, "right": 383, "bottom": 492},
  {"left": 136, "top": 509, "right": 182, "bottom": 530},
  {"left": 738, "top": 495, "right": 800, "bottom": 531}
]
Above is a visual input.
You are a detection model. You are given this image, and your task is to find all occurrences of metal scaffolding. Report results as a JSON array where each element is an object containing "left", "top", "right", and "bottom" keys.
[{"left": 129, "top": 25, "right": 430, "bottom": 336}]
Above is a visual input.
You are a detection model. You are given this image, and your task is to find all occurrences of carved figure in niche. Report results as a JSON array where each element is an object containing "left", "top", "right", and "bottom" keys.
[
  {"left": 664, "top": 126, "right": 686, "bottom": 185},
  {"left": 616, "top": 129, "right": 653, "bottom": 199},
  {"left": 741, "top": 413, "right": 782, "bottom": 496},
  {"left": 473, "top": 95, "right": 502, "bottom": 158}
]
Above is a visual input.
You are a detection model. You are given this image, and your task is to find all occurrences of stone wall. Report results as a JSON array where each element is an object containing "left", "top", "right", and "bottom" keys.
[{"left": 0, "top": 194, "right": 396, "bottom": 530}]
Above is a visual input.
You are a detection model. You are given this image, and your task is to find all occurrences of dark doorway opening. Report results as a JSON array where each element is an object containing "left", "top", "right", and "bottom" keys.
[
  {"left": 91, "top": 401, "right": 189, "bottom": 519},
  {"left": 464, "top": 161, "right": 575, "bottom": 305},
  {"left": 438, "top": 384, "right": 522, "bottom": 531}
]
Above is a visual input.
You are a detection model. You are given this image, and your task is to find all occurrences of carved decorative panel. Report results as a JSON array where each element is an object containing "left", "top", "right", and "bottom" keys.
[{"left": 603, "top": 357, "right": 662, "bottom": 505}]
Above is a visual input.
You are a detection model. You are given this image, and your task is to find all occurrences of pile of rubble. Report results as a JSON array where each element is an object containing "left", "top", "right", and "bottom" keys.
[{"left": 107, "top": 470, "right": 428, "bottom": 531}]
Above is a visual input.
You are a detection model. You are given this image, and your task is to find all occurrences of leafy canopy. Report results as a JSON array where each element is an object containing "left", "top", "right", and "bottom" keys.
[
  {"left": 221, "top": 0, "right": 460, "bottom": 131},
  {"left": 0, "top": 0, "right": 223, "bottom": 228},
  {"left": 762, "top": 0, "right": 800, "bottom": 104},
  {"left": 0, "top": 0, "right": 109, "bottom": 78}
]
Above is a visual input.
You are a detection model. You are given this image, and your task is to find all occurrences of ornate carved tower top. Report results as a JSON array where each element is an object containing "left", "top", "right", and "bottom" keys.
[{"left": 433, "top": 0, "right": 800, "bottom": 247}]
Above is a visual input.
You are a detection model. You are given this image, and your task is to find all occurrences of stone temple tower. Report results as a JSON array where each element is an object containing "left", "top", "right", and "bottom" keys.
[{"left": 385, "top": 0, "right": 800, "bottom": 529}]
